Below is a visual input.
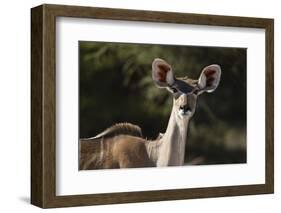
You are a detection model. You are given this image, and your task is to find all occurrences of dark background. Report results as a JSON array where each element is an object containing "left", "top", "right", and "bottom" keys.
[{"left": 79, "top": 41, "right": 247, "bottom": 165}]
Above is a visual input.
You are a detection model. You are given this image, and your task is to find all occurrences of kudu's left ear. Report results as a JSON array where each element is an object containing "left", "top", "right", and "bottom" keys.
[
  {"left": 198, "top": 64, "right": 221, "bottom": 93},
  {"left": 152, "top": 58, "right": 175, "bottom": 88}
]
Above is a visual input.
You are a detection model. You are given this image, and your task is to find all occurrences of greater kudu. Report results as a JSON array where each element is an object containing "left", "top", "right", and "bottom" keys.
[{"left": 79, "top": 58, "right": 221, "bottom": 169}]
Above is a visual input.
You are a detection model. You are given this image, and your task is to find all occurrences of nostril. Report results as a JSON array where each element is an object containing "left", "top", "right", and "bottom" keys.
[{"left": 180, "top": 105, "right": 191, "bottom": 112}]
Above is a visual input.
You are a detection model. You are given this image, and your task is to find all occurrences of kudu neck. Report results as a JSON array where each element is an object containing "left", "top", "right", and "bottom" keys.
[{"left": 156, "top": 103, "right": 190, "bottom": 166}]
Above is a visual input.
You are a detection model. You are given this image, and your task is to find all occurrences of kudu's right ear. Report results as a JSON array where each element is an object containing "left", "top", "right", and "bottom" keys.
[{"left": 152, "top": 58, "right": 175, "bottom": 88}]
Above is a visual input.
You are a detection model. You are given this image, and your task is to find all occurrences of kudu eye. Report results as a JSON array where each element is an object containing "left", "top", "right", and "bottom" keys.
[
  {"left": 171, "top": 87, "right": 178, "bottom": 93},
  {"left": 193, "top": 89, "right": 199, "bottom": 95}
]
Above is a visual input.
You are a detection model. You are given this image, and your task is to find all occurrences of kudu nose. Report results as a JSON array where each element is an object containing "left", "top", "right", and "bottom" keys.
[
  {"left": 180, "top": 105, "right": 191, "bottom": 113},
  {"left": 179, "top": 94, "right": 191, "bottom": 113}
]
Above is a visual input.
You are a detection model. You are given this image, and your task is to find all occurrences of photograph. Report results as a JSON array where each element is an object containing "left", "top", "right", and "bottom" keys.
[{"left": 78, "top": 41, "right": 247, "bottom": 170}]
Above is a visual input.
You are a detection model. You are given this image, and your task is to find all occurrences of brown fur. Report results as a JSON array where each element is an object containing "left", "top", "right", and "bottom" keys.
[
  {"left": 79, "top": 124, "right": 154, "bottom": 170},
  {"left": 89, "top": 122, "right": 142, "bottom": 139}
]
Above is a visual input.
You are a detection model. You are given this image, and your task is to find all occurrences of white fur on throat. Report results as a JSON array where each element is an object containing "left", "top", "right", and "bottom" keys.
[{"left": 146, "top": 103, "right": 190, "bottom": 167}]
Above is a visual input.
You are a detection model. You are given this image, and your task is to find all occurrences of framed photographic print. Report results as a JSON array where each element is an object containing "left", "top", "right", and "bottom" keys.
[{"left": 31, "top": 4, "right": 274, "bottom": 208}]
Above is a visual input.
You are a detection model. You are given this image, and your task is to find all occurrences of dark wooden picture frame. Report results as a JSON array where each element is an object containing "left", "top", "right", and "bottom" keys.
[{"left": 31, "top": 4, "right": 274, "bottom": 208}]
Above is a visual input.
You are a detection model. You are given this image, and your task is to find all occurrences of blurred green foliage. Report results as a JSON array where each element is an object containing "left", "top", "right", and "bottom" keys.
[{"left": 79, "top": 41, "right": 246, "bottom": 165}]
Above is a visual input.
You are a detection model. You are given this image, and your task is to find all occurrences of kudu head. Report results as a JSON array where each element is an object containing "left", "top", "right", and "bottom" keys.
[{"left": 152, "top": 58, "right": 221, "bottom": 122}]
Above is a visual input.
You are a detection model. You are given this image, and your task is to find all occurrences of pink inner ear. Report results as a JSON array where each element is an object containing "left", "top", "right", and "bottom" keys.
[
  {"left": 156, "top": 64, "right": 170, "bottom": 83},
  {"left": 204, "top": 69, "right": 216, "bottom": 86},
  {"left": 206, "top": 77, "right": 215, "bottom": 86},
  {"left": 204, "top": 69, "right": 216, "bottom": 78}
]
